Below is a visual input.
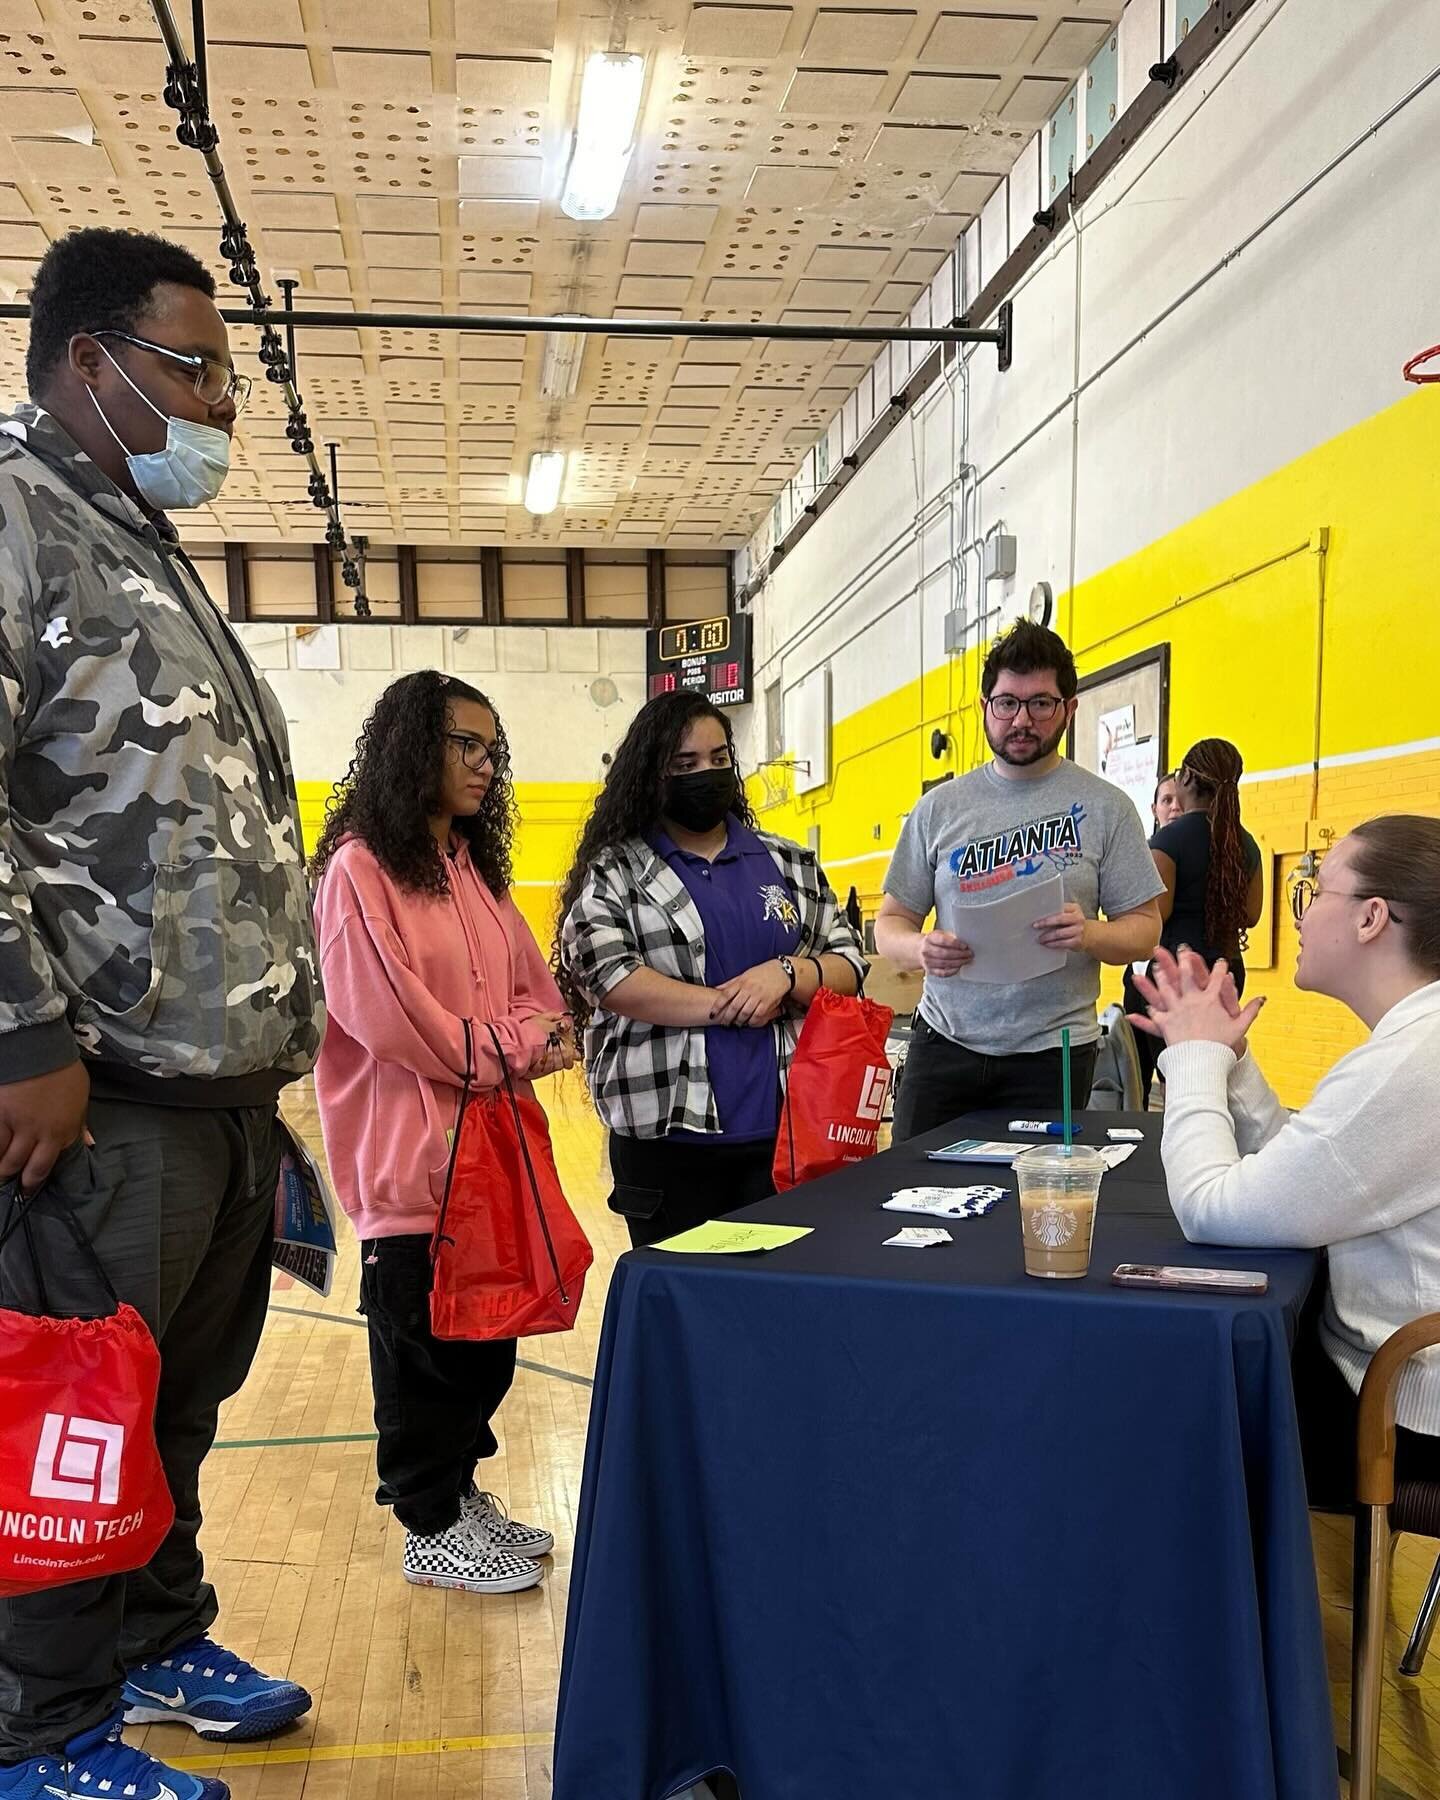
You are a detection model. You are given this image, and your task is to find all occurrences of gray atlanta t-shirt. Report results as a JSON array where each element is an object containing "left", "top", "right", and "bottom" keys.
[{"left": 884, "top": 760, "right": 1164, "bottom": 1056}]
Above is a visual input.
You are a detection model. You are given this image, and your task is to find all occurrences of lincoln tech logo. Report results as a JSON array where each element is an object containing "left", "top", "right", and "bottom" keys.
[
  {"left": 30, "top": 1413, "right": 124, "bottom": 1508},
  {"left": 857, "top": 1065, "right": 891, "bottom": 1124}
]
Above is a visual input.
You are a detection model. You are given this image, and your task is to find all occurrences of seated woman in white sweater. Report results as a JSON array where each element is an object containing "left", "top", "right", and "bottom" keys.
[{"left": 1131, "top": 814, "right": 1440, "bottom": 1506}]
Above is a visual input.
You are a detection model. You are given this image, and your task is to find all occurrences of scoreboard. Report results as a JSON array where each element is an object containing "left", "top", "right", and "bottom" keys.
[{"left": 645, "top": 613, "right": 753, "bottom": 708}]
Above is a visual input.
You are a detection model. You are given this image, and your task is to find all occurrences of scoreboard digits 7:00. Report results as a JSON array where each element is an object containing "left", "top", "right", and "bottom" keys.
[{"left": 645, "top": 613, "right": 753, "bottom": 708}]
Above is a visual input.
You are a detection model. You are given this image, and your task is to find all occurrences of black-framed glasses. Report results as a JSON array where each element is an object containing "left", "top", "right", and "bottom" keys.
[
  {"left": 1290, "top": 882, "right": 1404, "bottom": 928},
  {"left": 445, "top": 731, "right": 509, "bottom": 776},
  {"left": 984, "top": 693, "right": 1066, "bottom": 723},
  {"left": 93, "top": 330, "right": 252, "bottom": 412}
]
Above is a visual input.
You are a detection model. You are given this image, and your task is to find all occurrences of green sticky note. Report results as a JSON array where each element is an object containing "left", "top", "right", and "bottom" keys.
[{"left": 650, "top": 1221, "right": 814, "bottom": 1256}]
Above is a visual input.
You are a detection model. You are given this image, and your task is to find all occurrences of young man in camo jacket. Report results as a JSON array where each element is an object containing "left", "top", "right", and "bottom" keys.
[{"left": 0, "top": 230, "right": 323, "bottom": 1800}]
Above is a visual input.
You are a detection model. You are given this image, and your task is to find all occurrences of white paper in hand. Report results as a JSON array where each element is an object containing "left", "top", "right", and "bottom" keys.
[{"left": 938, "top": 872, "right": 1069, "bottom": 985}]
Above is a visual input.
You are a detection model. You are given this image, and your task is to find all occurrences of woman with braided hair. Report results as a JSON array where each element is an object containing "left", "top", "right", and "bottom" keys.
[{"left": 1151, "top": 736, "right": 1264, "bottom": 985}]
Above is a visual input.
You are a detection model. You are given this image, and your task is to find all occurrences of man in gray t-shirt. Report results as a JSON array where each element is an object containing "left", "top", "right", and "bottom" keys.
[{"left": 876, "top": 622, "right": 1163, "bottom": 1141}]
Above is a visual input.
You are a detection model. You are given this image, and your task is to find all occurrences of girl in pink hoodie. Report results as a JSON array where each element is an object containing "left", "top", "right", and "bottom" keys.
[{"left": 311, "top": 672, "right": 575, "bottom": 1597}]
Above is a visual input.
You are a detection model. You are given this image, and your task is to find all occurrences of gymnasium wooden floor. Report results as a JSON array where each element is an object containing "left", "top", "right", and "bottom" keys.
[{"left": 136, "top": 1072, "right": 1440, "bottom": 1799}]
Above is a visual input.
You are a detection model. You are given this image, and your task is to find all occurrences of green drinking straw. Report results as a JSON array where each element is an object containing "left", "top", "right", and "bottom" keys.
[{"left": 1061, "top": 1026, "right": 1074, "bottom": 1151}]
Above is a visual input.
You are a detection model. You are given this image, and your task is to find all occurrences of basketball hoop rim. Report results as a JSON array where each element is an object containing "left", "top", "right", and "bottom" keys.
[{"left": 1403, "top": 343, "right": 1440, "bottom": 384}]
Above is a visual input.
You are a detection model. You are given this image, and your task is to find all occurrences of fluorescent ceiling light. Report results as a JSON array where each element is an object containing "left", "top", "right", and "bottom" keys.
[
  {"left": 561, "top": 53, "right": 646, "bottom": 222},
  {"left": 524, "top": 451, "right": 567, "bottom": 516},
  {"left": 541, "top": 319, "right": 588, "bottom": 399}
]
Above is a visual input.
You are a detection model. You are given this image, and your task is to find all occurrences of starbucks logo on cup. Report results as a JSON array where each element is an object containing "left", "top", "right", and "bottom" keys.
[{"left": 1030, "top": 1200, "right": 1078, "bottom": 1249}]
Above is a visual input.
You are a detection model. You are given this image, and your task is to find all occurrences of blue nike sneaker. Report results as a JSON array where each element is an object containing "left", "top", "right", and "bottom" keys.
[
  {"left": 0, "top": 1709, "right": 228, "bottom": 1800},
  {"left": 122, "top": 1637, "right": 311, "bottom": 1741}
]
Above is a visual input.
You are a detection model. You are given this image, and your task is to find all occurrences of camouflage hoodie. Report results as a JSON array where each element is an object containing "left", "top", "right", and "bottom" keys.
[{"left": 0, "top": 403, "right": 323, "bottom": 1097}]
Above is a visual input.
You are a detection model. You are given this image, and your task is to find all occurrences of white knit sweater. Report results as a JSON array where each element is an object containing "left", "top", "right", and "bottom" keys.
[{"left": 1158, "top": 981, "right": 1440, "bottom": 1436}]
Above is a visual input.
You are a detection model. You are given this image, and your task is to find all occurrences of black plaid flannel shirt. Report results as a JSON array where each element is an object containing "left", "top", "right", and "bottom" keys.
[{"left": 559, "top": 830, "right": 868, "bottom": 1138}]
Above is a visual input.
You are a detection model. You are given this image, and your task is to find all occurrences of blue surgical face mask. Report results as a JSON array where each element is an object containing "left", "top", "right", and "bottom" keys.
[{"left": 89, "top": 344, "right": 231, "bottom": 510}]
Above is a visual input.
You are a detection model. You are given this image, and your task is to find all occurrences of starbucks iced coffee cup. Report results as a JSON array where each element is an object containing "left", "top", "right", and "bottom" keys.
[{"left": 1016, "top": 1142, "right": 1105, "bottom": 1279}]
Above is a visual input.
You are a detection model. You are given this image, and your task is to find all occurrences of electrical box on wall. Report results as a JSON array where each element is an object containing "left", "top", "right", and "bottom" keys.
[
  {"left": 943, "top": 606, "right": 967, "bottom": 655},
  {"left": 983, "top": 534, "right": 1017, "bottom": 582}
]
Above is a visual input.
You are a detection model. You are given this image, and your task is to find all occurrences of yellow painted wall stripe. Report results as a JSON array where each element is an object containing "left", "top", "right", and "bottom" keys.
[{"left": 173, "top": 1729, "right": 552, "bottom": 1770}]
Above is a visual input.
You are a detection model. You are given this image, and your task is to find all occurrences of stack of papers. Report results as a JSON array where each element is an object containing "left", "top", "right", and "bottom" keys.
[
  {"left": 884, "top": 1185, "right": 1008, "bottom": 1220},
  {"left": 884, "top": 1227, "right": 954, "bottom": 1248}
]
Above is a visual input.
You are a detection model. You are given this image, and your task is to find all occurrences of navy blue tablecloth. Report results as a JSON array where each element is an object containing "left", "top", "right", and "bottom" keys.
[{"left": 554, "top": 1114, "right": 1338, "bottom": 1800}]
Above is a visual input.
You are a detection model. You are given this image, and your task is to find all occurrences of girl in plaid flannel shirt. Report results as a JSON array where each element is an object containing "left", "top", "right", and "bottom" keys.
[{"left": 556, "top": 693, "right": 867, "bottom": 1245}]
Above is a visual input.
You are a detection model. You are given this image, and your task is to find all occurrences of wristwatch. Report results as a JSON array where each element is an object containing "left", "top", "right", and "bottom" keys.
[{"left": 778, "top": 955, "right": 798, "bottom": 993}]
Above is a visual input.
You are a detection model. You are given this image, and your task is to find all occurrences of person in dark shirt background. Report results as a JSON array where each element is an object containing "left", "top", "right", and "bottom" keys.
[
  {"left": 1151, "top": 738, "right": 1263, "bottom": 981},
  {"left": 1128, "top": 745, "right": 1263, "bottom": 1106}
]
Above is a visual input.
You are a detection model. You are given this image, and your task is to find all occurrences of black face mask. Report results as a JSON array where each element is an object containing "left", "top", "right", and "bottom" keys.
[{"left": 663, "top": 767, "right": 738, "bottom": 832}]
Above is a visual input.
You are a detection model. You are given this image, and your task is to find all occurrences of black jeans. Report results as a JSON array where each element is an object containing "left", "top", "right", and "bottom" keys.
[
  {"left": 359, "top": 1234, "right": 517, "bottom": 1537},
  {"left": 608, "top": 1133, "right": 777, "bottom": 1249},
  {"left": 0, "top": 1099, "right": 282, "bottom": 1758},
  {"left": 891, "top": 1016, "right": 1099, "bottom": 1143}
]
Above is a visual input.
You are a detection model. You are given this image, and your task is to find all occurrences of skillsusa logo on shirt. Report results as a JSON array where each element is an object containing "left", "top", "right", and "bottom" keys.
[{"left": 947, "top": 804, "right": 1088, "bottom": 894}]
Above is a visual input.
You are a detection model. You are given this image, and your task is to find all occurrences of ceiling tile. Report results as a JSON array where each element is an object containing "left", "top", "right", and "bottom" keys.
[
  {"left": 876, "top": 281, "right": 923, "bottom": 310},
  {"left": 254, "top": 192, "right": 340, "bottom": 229},
  {"left": 1002, "top": 74, "right": 1069, "bottom": 121},
  {"left": 867, "top": 121, "right": 976, "bottom": 165},
  {"left": 0, "top": 90, "right": 94, "bottom": 136},
  {"left": 455, "top": 56, "right": 553, "bottom": 108},
  {"left": 634, "top": 204, "right": 720, "bottom": 240},
  {"left": 919, "top": 11, "right": 1038, "bottom": 63},
  {"left": 891, "top": 71, "right": 1001, "bottom": 121},
  {"left": 208, "top": 0, "right": 304, "bottom": 33},
  {"left": 617, "top": 275, "right": 694, "bottom": 307},
  {"left": 460, "top": 198, "right": 541, "bottom": 232},
  {"left": 459, "top": 270, "right": 534, "bottom": 305},
  {"left": 625, "top": 240, "right": 706, "bottom": 277},
  {"left": 684, "top": 4, "right": 792, "bottom": 57},
  {"left": 802, "top": 8, "right": 916, "bottom": 59},
  {"left": 704, "top": 275, "right": 782, "bottom": 306},
  {"left": 322, "top": 0, "right": 431, "bottom": 43},
  {"left": 745, "top": 165, "right": 838, "bottom": 207},
  {"left": 209, "top": 42, "right": 315, "bottom": 93},
  {"left": 267, "top": 229, "right": 347, "bottom": 264},
  {"left": 781, "top": 67, "right": 888, "bottom": 115},
  {"left": 944, "top": 170, "right": 1005, "bottom": 210},
  {"left": 669, "top": 364, "right": 742, "bottom": 388},
  {"left": 12, "top": 138, "right": 114, "bottom": 186},
  {"left": 790, "top": 278, "right": 868, "bottom": 309},
  {"left": 331, "top": 47, "right": 433, "bottom": 95},
  {"left": 895, "top": 247, "right": 947, "bottom": 282},
  {"left": 460, "top": 157, "right": 544, "bottom": 199},
  {"left": 0, "top": 223, "right": 47, "bottom": 260},
  {"left": 1037, "top": 16, "right": 1113, "bottom": 66},
  {"left": 803, "top": 244, "right": 891, "bottom": 279},
  {"left": 454, "top": 0, "right": 558, "bottom": 53},
  {"left": 357, "top": 195, "right": 441, "bottom": 231},
  {"left": 362, "top": 232, "right": 442, "bottom": 264},
  {"left": 370, "top": 267, "right": 443, "bottom": 301}
]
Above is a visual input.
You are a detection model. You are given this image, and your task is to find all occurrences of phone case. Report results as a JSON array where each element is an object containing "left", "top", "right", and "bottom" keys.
[{"left": 1111, "top": 1264, "right": 1269, "bottom": 1294}]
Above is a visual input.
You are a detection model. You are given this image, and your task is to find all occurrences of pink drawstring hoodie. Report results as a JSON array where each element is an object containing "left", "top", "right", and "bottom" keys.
[{"left": 312, "top": 834, "right": 564, "bottom": 1240}]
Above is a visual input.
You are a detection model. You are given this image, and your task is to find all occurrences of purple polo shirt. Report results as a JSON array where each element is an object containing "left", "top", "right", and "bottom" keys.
[{"left": 649, "top": 818, "right": 803, "bottom": 1143}]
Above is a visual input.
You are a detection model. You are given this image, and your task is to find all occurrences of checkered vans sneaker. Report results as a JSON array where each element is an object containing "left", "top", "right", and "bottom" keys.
[
  {"left": 402, "top": 1519, "right": 543, "bottom": 1595},
  {"left": 461, "top": 1482, "right": 555, "bottom": 1558}
]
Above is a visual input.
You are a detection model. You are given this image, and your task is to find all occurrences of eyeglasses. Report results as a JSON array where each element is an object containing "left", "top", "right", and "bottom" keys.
[
  {"left": 445, "top": 732, "right": 510, "bottom": 776},
  {"left": 984, "top": 693, "right": 1066, "bottom": 723},
  {"left": 93, "top": 330, "right": 252, "bottom": 412},
  {"left": 1290, "top": 882, "right": 1404, "bottom": 928}
]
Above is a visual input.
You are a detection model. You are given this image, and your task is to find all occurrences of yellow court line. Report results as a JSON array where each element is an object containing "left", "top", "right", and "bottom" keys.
[{"left": 172, "top": 1730, "right": 552, "bottom": 1769}]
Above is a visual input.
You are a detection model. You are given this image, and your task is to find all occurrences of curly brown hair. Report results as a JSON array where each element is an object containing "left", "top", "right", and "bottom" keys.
[{"left": 309, "top": 671, "right": 517, "bottom": 897}]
